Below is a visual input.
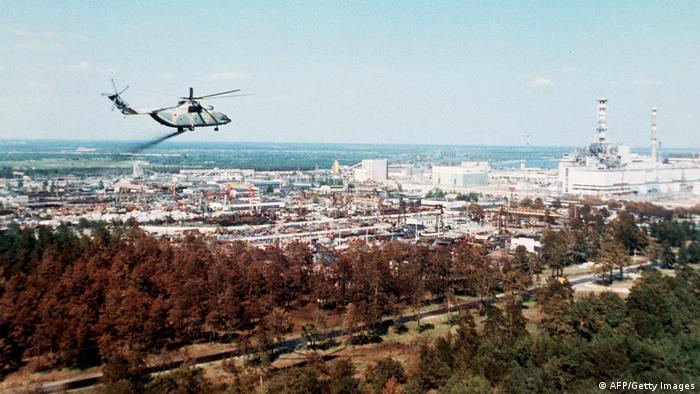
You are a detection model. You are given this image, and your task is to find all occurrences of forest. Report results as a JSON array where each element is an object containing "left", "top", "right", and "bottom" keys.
[{"left": 1, "top": 211, "right": 699, "bottom": 392}]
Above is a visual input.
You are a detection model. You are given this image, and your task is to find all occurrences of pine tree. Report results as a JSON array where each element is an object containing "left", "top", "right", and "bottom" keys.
[
  {"left": 483, "top": 304, "right": 507, "bottom": 337},
  {"left": 366, "top": 358, "right": 406, "bottom": 392},
  {"left": 611, "top": 212, "right": 649, "bottom": 256},
  {"left": 328, "top": 359, "right": 360, "bottom": 394},
  {"left": 540, "top": 230, "right": 568, "bottom": 277},
  {"left": 594, "top": 236, "right": 627, "bottom": 284},
  {"left": 504, "top": 296, "right": 528, "bottom": 338}
]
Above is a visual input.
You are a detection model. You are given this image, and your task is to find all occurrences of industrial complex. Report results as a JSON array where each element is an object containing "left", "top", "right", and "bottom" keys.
[
  {"left": 559, "top": 99, "right": 700, "bottom": 196},
  {"left": 2, "top": 99, "right": 699, "bottom": 246}
]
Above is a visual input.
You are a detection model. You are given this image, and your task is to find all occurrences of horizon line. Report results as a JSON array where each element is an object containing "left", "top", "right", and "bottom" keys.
[{"left": 1, "top": 137, "right": 698, "bottom": 151}]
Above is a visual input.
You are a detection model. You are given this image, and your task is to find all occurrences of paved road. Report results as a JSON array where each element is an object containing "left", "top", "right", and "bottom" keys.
[{"left": 39, "top": 262, "right": 654, "bottom": 393}]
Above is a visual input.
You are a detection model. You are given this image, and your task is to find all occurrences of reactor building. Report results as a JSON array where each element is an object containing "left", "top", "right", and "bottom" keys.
[
  {"left": 558, "top": 99, "right": 700, "bottom": 197},
  {"left": 353, "top": 159, "right": 389, "bottom": 183},
  {"left": 432, "top": 161, "right": 490, "bottom": 188}
]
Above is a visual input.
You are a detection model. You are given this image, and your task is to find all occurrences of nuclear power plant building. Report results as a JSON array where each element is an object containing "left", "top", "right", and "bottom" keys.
[
  {"left": 559, "top": 99, "right": 700, "bottom": 196},
  {"left": 432, "top": 161, "right": 490, "bottom": 188}
]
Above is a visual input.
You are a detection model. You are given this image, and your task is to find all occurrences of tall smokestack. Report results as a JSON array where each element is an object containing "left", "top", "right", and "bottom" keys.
[
  {"left": 597, "top": 98, "right": 608, "bottom": 143},
  {"left": 651, "top": 107, "right": 658, "bottom": 163}
]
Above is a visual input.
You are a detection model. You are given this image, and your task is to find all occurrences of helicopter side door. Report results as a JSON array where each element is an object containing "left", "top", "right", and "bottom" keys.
[{"left": 188, "top": 104, "right": 220, "bottom": 126}]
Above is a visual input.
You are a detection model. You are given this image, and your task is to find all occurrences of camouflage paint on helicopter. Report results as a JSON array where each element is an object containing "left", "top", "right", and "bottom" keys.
[
  {"left": 150, "top": 100, "right": 231, "bottom": 130},
  {"left": 103, "top": 81, "right": 235, "bottom": 132}
]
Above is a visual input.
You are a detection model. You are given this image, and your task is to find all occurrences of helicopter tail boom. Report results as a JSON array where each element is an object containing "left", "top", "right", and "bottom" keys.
[
  {"left": 106, "top": 93, "right": 140, "bottom": 115},
  {"left": 102, "top": 79, "right": 146, "bottom": 115}
]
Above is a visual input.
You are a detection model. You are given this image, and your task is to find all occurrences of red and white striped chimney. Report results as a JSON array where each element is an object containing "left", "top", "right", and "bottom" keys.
[{"left": 597, "top": 98, "right": 608, "bottom": 143}]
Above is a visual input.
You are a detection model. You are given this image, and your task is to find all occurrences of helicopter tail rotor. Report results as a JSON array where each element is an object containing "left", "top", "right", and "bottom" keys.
[
  {"left": 102, "top": 79, "right": 138, "bottom": 115},
  {"left": 114, "top": 79, "right": 130, "bottom": 95},
  {"left": 102, "top": 78, "right": 130, "bottom": 98}
]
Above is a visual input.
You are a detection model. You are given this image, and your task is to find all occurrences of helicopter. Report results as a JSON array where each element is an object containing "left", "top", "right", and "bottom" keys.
[{"left": 103, "top": 79, "right": 239, "bottom": 134}]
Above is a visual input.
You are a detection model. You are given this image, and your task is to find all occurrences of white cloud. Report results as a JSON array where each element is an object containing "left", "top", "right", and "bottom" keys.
[
  {"left": 162, "top": 73, "right": 177, "bottom": 80},
  {"left": 633, "top": 79, "right": 660, "bottom": 87},
  {"left": 530, "top": 77, "right": 554, "bottom": 87},
  {"left": 206, "top": 71, "right": 246, "bottom": 81}
]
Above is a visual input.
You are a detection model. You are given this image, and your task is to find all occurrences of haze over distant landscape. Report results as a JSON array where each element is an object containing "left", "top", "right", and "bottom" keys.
[{"left": 1, "top": 1, "right": 699, "bottom": 148}]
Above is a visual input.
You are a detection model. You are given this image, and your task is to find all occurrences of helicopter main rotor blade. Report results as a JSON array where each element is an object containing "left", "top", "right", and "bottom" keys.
[
  {"left": 128, "top": 129, "right": 186, "bottom": 153},
  {"left": 185, "top": 89, "right": 241, "bottom": 99},
  {"left": 197, "top": 93, "right": 253, "bottom": 100}
]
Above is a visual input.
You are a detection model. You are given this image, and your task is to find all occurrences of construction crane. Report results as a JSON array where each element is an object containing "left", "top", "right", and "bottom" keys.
[{"left": 169, "top": 186, "right": 183, "bottom": 210}]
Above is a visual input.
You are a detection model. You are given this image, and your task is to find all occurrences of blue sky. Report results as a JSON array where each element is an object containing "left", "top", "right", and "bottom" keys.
[{"left": 1, "top": 1, "right": 699, "bottom": 148}]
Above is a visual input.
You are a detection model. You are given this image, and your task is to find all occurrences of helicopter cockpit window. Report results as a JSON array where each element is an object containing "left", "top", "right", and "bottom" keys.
[{"left": 188, "top": 105, "right": 202, "bottom": 113}]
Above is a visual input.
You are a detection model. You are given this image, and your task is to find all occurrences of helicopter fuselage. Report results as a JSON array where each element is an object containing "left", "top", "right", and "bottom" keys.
[
  {"left": 104, "top": 83, "right": 237, "bottom": 132},
  {"left": 150, "top": 101, "right": 231, "bottom": 130}
]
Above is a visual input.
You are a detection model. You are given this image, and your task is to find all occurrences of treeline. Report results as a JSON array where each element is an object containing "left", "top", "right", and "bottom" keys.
[
  {"left": 648, "top": 219, "right": 700, "bottom": 266},
  {"left": 543, "top": 209, "right": 700, "bottom": 279},
  {"left": 98, "top": 268, "right": 700, "bottom": 393},
  {"left": 0, "top": 222, "right": 531, "bottom": 377},
  {"left": 395, "top": 268, "right": 700, "bottom": 393},
  {"left": 539, "top": 211, "right": 650, "bottom": 277},
  {"left": 2, "top": 208, "right": 698, "bottom": 388},
  {"left": 650, "top": 219, "right": 700, "bottom": 245}
]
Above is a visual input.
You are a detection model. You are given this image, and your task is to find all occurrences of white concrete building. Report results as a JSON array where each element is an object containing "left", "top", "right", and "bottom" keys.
[
  {"left": 354, "top": 159, "right": 388, "bottom": 183},
  {"left": 510, "top": 237, "right": 541, "bottom": 253},
  {"left": 559, "top": 100, "right": 700, "bottom": 197},
  {"left": 432, "top": 161, "right": 490, "bottom": 188}
]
